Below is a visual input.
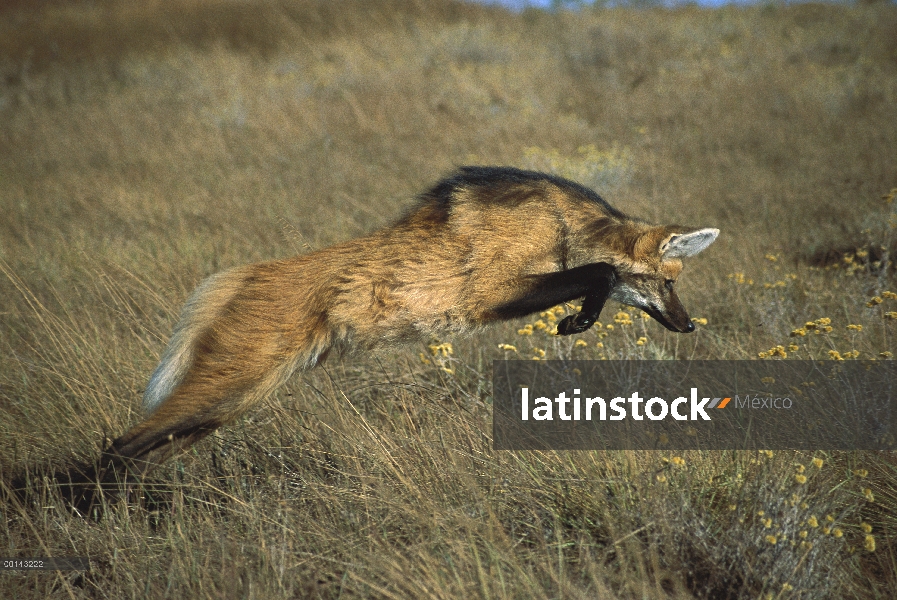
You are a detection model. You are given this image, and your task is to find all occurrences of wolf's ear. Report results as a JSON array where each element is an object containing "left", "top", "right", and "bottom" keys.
[{"left": 660, "top": 228, "right": 719, "bottom": 259}]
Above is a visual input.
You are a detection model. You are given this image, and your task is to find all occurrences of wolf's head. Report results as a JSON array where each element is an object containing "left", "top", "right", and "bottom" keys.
[{"left": 606, "top": 226, "right": 719, "bottom": 333}]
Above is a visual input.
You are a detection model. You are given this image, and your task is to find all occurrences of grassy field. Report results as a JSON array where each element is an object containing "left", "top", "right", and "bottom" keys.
[{"left": 2, "top": 0, "right": 897, "bottom": 597}]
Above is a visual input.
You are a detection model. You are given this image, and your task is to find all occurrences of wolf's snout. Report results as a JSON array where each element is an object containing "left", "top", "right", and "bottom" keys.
[{"left": 645, "top": 303, "right": 695, "bottom": 333}]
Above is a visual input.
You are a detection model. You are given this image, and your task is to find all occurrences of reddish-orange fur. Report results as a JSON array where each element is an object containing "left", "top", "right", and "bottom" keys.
[{"left": 105, "top": 167, "right": 718, "bottom": 476}]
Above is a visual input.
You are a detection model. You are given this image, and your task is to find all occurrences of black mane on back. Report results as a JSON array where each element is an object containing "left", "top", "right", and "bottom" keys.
[{"left": 421, "top": 166, "right": 627, "bottom": 219}]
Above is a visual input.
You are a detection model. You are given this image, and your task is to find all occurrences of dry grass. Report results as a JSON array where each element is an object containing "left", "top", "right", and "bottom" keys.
[{"left": 2, "top": 0, "right": 897, "bottom": 597}]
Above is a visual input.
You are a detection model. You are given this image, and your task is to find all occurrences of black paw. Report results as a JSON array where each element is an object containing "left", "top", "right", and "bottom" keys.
[{"left": 557, "top": 314, "right": 595, "bottom": 335}]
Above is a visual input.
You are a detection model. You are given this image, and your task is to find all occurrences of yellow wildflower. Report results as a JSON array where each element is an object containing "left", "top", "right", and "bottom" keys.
[
  {"left": 429, "top": 342, "right": 453, "bottom": 357},
  {"left": 613, "top": 311, "right": 632, "bottom": 325},
  {"left": 760, "top": 346, "right": 782, "bottom": 359},
  {"left": 540, "top": 310, "right": 558, "bottom": 322}
]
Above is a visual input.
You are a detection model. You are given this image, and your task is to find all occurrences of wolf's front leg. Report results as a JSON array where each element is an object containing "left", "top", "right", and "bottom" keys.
[
  {"left": 556, "top": 271, "right": 616, "bottom": 335},
  {"left": 487, "top": 262, "right": 617, "bottom": 327}
]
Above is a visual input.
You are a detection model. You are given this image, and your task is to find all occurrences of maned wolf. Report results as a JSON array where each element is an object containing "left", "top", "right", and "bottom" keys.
[{"left": 99, "top": 166, "right": 719, "bottom": 480}]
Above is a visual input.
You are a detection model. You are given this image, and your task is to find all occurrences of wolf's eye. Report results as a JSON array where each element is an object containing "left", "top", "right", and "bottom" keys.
[{"left": 665, "top": 279, "right": 674, "bottom": 291}]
